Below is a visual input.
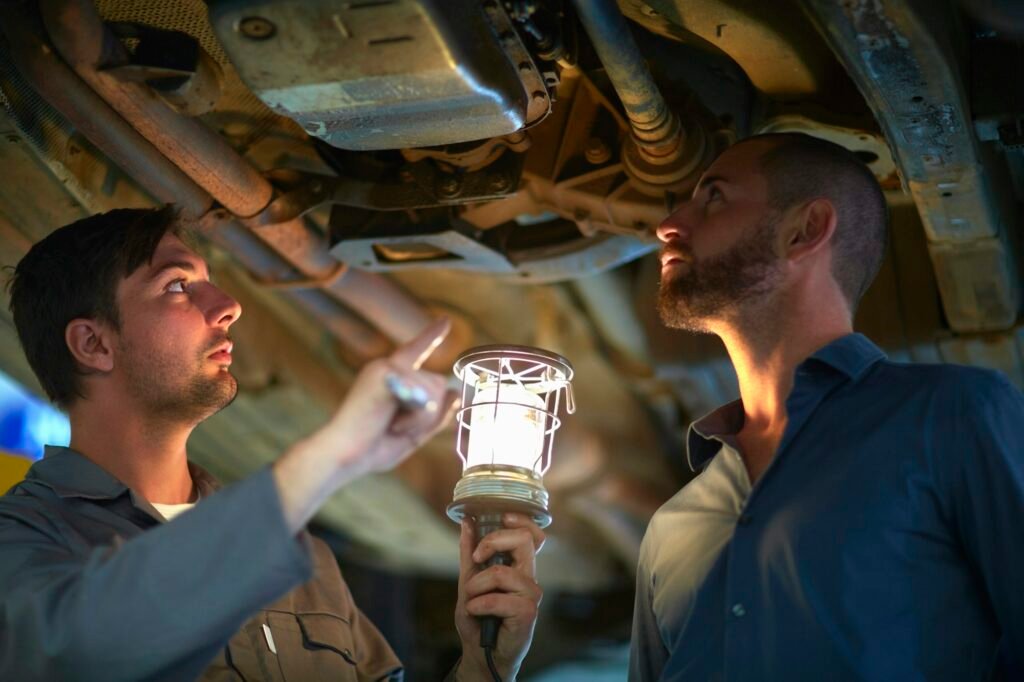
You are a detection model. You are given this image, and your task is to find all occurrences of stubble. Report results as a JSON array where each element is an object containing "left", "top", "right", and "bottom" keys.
[
  {"left": 658, "top": 214, "right": 783, "bottom": 333},
  {"left": 119, "top": 336, "right": 238, "bottom": 424}
]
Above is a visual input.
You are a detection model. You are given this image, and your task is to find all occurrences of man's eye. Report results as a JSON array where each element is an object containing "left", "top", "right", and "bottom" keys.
[
  {"left": 166, "top": 279, "right": 188, "bottom": 294},
  {"left": 707, "top": 186, "right": 723, "bottom": 202}
]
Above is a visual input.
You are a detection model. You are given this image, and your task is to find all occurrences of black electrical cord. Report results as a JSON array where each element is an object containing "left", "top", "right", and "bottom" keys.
[
  {"left": 475, "top": 512, "right": 508, "bottom": 682},
  {"left": 484, "top": 645, "right": 503, "bottom": 682},
  {"left": 479, "top": 551, "right": 508, "bottom": 682}
]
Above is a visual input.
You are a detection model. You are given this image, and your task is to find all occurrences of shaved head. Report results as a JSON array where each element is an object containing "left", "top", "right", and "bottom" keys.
[{"left": 752, "top": 133, "right": 888, "bottom": 309}]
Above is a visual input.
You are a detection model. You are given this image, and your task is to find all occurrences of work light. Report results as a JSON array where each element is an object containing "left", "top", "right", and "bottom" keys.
[{"left": 447, "top": 344, "right": 574, "bottom": 674}]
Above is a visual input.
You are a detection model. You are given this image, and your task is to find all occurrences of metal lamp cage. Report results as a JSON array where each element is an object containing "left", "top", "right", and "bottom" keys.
[{"left": 453, "top": 345, "right": 575, "bottom": 477}]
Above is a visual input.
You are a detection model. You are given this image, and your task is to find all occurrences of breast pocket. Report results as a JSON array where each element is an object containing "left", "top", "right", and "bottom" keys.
[
  {"left": 225, "top": 611, "right": 360, "bottom": 682},
  {"left": 269, "top": 611, "right": 360, "bottom": 682}
]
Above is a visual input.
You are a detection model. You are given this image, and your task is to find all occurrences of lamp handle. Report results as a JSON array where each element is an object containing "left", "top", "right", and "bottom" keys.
[{"left": 474, "top": 512, "right": 510, "bottom": 649}]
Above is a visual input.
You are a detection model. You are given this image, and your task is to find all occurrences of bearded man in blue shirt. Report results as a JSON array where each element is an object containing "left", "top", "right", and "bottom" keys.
[{"left": 630, "top": 132, "right": 1024, "bottom": 681}]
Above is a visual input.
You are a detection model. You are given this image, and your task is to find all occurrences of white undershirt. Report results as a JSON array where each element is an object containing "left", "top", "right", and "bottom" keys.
[{"left": 151, "top": 493, "right": 200, "bottom": 521}]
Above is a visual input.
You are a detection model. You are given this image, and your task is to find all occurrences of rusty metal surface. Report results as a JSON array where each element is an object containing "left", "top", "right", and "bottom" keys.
[
  {"left": 32, "top": 0, "right": 707, "bottom": 285},
  {"left": 571, "top": 0, "right": 677, "bottom": 144},
  {"left": 571, "top": 0, "right": 709, "bottom": 191},
  {"left": 94, "top": 0, "right": 284, "bottom": 143},
  {"left": 102, "top": 23, "right": 226, "bottom": 118},
  {"left": 318, "top": 63, "right": 716, "bottom": 279},
  {"left": 480, "top": 0, "right": 553, "bottom": 129},
  {"left": 39, "top": 0, "right": 439, "bottom": 349},
  {"left": 619, "top": 0, "right": 834, "bottom": 97},
  {"left": 1, "top": 6, "right": 213, "bottom": 218},
  {"left": 401, "top": 132, "right": 531, "bottom": 172},
  {"left": 275, "top": 153, "right": 525, "bottom": 211},
  {"left": 802, "top": 0, "right": 1021, "bottom": 332},
  {"left": 41, "top": 0, "right": 274, "bottom": 217}
]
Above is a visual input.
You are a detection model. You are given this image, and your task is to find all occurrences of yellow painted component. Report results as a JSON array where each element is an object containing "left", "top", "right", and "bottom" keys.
[{"left": 0, "top": 450, "right": 32, "bottom": 493}]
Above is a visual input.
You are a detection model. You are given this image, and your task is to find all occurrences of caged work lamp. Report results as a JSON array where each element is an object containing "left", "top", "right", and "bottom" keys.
[{"left": 447, "top": 344, "right": 575, "bottom": 671}]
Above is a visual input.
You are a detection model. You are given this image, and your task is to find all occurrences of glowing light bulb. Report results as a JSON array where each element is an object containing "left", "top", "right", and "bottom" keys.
[{"left": 465, "top": 385, "right": 546, "bottom": 473}]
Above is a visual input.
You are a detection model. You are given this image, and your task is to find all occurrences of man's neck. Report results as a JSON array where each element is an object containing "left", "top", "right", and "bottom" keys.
[
  {"left": 68, "top": 401, "right": 195, "bottom": 505},
  {"left": 712, "top": 287, "right": 852, "bottom": 481}
]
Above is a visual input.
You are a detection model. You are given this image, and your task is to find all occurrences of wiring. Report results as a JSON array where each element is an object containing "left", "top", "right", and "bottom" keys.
[{"left": 484, "top": 645, "right": 502, "bottom": 682}]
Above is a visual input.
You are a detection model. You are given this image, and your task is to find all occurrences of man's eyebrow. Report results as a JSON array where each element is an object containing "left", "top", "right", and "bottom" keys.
[
  {"left": 145, "top": 260, "right": 208, "bottom": 283},
  {"left": 694, "top": 175, "right": 730, "bottom": 196}
]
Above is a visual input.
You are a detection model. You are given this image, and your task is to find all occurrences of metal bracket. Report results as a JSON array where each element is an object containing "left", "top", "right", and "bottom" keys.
[
  {"left": 330, "top": 216, "right": 517, "bottom": 274},
  {"left": 802, "top": 0, "right": 1021, "bottom": 331}
]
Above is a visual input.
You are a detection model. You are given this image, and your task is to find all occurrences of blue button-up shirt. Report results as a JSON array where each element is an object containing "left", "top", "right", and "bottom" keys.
[{"left": 629, "top": 333, "right": 1024, "bottom": 681}]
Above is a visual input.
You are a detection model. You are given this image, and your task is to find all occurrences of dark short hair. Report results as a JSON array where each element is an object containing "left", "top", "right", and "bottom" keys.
[
  {"left": 7, "top": 206, "right": 182, "bottom": 407},
  {"left": 753, "top": 133, "right": 889, "bottom": 309}
]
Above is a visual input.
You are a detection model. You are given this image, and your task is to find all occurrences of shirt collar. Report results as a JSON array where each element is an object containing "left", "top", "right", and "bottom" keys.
[
  {"left": 27, "top": 445, "right": 220, "bottom": 502},
  {"left": 687, "top": 400, "right": 744, "bottom": 472},
  {"left": 685, "top": 333, "right": 886, "bottom": 471},
  {"left": 802, "top": 332, "right": 886, "bottom": 381}
]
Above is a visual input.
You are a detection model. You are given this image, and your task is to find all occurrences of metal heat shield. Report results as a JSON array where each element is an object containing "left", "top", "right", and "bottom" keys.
[{"left": 209, "top": 0, "right": 531, "bottom": 150}]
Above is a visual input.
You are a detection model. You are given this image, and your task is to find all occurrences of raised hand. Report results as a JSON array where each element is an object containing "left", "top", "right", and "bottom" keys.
[
  {"left": 324, "top": 316, "right": 459, "bottom": 477},
  {"left": 273, "top": 317, "right": 458, "bottom": 533}
]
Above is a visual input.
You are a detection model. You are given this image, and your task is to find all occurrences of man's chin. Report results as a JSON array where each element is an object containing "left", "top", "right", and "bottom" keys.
[
  {"left": 189, "top": 372, "right": 238, "bottom": 420},
  {"left": 658, "top": 306, "right": 715, "bottom": 334},
  {"left": 212, "top": 373, "right": 239, "bottom": 411},
  {"left": 658, "top": 284, "right": 711, "bottom": 333}
]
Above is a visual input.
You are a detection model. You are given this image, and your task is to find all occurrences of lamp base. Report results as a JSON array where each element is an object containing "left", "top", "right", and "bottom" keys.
[{"left": 447, "top": 465, "right": 552, "bottom": 528}]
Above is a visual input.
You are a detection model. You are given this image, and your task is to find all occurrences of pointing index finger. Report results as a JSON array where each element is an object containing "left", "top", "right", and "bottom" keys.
[{"left": 389, "top": 317, "right": 452, "bottom": 370}]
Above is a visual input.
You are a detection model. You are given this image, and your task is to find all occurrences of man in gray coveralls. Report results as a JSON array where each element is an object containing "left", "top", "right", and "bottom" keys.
[{"left": 0, "top": 207, "right": 544, "bottom": 681}]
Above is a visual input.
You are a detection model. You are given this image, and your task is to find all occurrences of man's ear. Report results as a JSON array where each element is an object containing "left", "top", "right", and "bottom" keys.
[
  {"left": 65, "top": 318, "right": 115, "bottom": 373},
  {"left": 781, "top": 197, "right": 837, "bottom": 263}
]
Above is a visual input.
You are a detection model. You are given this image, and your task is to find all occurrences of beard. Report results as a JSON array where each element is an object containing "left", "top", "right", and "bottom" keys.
[
  {"left": 658, "top": 213, "right": 783, "bottom": 333},
  {"left": 119, "top": 335, "right": 238, "bottom": 424}
]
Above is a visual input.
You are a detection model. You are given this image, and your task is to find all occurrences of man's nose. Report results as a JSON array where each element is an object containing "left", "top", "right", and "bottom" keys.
[
  {"left": 656, "top": 202, "right": 693, "bottom": 243},
  {"left": 205, "top": 285, "right": 242, "bottom": 328}
]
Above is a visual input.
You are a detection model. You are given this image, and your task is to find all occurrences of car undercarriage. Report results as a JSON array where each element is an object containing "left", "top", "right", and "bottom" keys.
[{"left": 1, "top": 0, "right": 1022, "bottom": 676}]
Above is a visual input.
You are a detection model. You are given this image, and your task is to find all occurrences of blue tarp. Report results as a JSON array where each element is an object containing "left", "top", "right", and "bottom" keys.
[{"left": 0, "top": 371, "right": 70, "bottom": 461}]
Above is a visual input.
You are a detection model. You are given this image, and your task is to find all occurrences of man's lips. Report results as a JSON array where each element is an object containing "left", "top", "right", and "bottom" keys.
[
  {"left": 660, "top": 249, "right": 692, "bottom": 268},
  {"left": 208, "top": 341, "right": 233, "bottom": 364}
]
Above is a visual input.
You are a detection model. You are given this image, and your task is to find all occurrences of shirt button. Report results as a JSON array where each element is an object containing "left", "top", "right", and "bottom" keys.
[
  {"left": 737, "top": 514, "right": 752, "bottom": 526},
  {"left": 732, "top": 603, "right": 746, "bottom": 618}
]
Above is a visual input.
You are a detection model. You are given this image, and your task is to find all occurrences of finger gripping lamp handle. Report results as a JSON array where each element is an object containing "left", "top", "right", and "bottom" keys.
[
  {"left": 474, "top": 513, "right": 509, "bottom": 650},
  {"left": 479, "top": 550, "right": 510, "bottom": 648}
]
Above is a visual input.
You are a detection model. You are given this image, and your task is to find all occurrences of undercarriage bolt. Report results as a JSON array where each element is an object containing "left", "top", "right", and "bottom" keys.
[
  {"left": 238, "top": 16, "right": 276, "bottom": 41},
  {"left": 437, "top": 175, "right": 462, "bottom": 198},
  {"left": 584, "top": 137, "right": 612, "bottom": 164},
  {"left": 489, "top": 174, "right": 511, "bottom": 192}
]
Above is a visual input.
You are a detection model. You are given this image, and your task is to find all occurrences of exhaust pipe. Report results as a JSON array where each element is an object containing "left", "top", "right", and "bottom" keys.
[{"left": 36, "top": 0, "right": 437, "bottom": 349}]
